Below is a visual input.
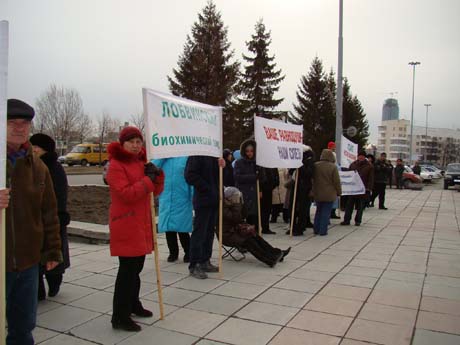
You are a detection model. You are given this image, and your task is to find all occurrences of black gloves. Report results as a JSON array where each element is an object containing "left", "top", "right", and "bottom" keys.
[{"left": 144, "top": 163, "right": 161, "bottom": 183}]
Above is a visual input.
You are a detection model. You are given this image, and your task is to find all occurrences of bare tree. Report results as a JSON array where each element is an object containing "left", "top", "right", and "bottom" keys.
[
  {"left": 97, "top": 111, "right": 117, "bottom": 165},
  {"left": 130, "top": 113, "right": 146, "bottom": 138},
  {"left": 76, "top": 113, "right": 93, "bottom": 143},
  {"left": 35, "top": 84, "right": 84, "bottom": 148}
]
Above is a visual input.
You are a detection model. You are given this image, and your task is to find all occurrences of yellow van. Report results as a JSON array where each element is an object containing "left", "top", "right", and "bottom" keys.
[{"left": 64, "top": 143, "right": 109, "bottom": 166}]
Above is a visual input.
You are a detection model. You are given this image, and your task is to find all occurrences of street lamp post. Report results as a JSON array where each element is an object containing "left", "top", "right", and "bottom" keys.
[
  {"left": 424, "top": 103, "right": 431, "bottom": 162},
  {"left": 335, "top": 0, "right": 344, "bottom": 165},
  {"left": 408, "top": 61, "right": 420, "bottom": 165}
]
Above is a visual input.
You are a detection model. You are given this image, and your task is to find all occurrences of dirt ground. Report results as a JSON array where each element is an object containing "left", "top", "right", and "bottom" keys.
[{"left": 68, "top": 186, "right": 110, "bottom": 225}]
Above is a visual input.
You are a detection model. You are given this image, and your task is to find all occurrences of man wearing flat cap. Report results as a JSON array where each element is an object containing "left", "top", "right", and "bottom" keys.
[{"left": 0, "top": 99, "right": 62, "bottom": 345}]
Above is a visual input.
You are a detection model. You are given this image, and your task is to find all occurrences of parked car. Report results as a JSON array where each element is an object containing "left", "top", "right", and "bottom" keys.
[
  {"left": 421, "top": 165, "right": 443, "bottom": 179},
  {"left": 400, "top": 166, "right": 424, "bottom": 189},
  {"left": 444, "top": 163, "right": 460, "bottom": 190},
  {"left": 420, "top": 167, "right": 434, "bottom": 182},
  {"left": 63, "top": 143, "right": 109, "bottom": 166},
  {"left": 58, "top": 155, "right": 66, "bottom": 164}
]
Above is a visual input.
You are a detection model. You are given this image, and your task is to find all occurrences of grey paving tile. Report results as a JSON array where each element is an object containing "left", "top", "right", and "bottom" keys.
[
  {"left": 274, "top": 277, "right": 325, "bottom": 293},
  {"left": 207, "top": 317, "right": 281, "bottom": 345},
  {"left": 46, "top": 283, "right": 98, "bottom": 304},
  {"left": 233, "top": 271, "right": 283, "bottom": 286},
  {"left": 37, "top": 300, "right": 63, "bottom": 315},
  {"left": 416, "top": 310, "right": 460, "bottom": 335},
  {"left": 188, "top": 294, "right": 249, "bottom": 316},
  {"left": 37, "top": 305, "right": 101, "bottom": 332},
  {"left": 117, "top": 326, "right": 198, "bottom": 345},
  {"left": 358, "top": 303, "right": 417, "bottom": 326},
  {"left": 412, "top": 329, "right": 460, "bottom": 345},
  {"left": 420, "top": 296, "right": 460, "bottom": 316},
  {"left": 144, "top": 287, "right": 203, "bottom": 307},
  {"left": 288, "top": 309, "right": 353, "bottom": 336},
  {"left": 320, "top": 283, "right": 371, "bottom": 301},
  {"left": 305, "top": 295, "right": 363, "bottom": 317},
  {"left": 155, "top": 308, "right": 226, "bottom": 337},
  {"left": 171, "top": 277, "right": 226, "bottom": 293},
  {"left": 69, "top": 291, "right": 113, "bottom": 313},
  {"left": 346, "top": 319, "right": 412, "bottom": 345},
  {"left": 39, "top": 334, "right": 96, "bottom": 345},
  {"left": 256, "top": 287, "right": 313, "bottom": 308},
  {"left": 236, "top": 301, "right": 299, "bottom": 326},
  {"left": 269, "top": 327, "right": 340, "bottom": 345},
  {"left": 212, "top": 281, "right": 268, "bottom": 299},
  {"left": 33, "top": 327, "right": 60, "bottom": 344},
  {"left": 331, "top": 273, "right": 378, "bottom": 289}
]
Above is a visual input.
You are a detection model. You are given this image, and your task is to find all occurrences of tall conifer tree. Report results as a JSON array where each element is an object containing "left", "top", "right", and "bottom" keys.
[
  {"left": 168, "top": 1, "right": 239, "bottom": 148},
  {"left": 236, "top": 19, "right": 285, "bottom": 139},
  {"left": 290, "top": 57, "right": 336, "bottom": 156}
]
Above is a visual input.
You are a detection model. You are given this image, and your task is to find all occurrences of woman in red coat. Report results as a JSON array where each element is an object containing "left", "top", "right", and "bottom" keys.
[{"left": 107, "top": 127, "right": 164, "bottom": 332}]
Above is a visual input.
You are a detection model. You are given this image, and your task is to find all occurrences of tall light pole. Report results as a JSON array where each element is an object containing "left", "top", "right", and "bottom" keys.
[
  {"left": 424, "top": 103, "right": 431, "bottom": 162},
  {"left": 335, "top": 0, "right": 344, "bottom": 165},
  {"left": 408, "top": 61, "right": 420, "bottom": 164}
]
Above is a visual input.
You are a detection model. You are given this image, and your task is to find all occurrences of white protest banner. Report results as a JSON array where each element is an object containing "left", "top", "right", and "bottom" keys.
[
  {"left": 341, "top": 135, "right": 358, "bottom": 168},
  {"left": 142, "top": 88, "right": 222, "bottom": 159},
  {"left": 0, "top": 20, "right": 8, "bottom": 340},
  {"left": 339, "top": 171, "right": 365, "bottom": 196},
  {"left": 254, "top": 116, "right": 303, "bottom": 168}
]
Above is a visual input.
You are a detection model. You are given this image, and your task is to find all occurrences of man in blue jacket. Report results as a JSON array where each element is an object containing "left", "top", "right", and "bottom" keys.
[{"left": 184, "top": 155, "right": 225, "bottom": 279}]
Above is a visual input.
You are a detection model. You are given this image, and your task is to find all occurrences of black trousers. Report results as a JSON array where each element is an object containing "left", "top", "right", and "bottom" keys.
[
  {"left": 344, "top": 196, "right": 365, "bottom": 224},
  {"left": 38, "top": 269, "right": 62, "bottom": 296},
  {"left": 112, "top": 256, "right": 145, "bottom": 323},
  {"left": 260, "top": 188, "right": 272, "bottom": 231},
  {"left": 165, "top": 232, "right": 190, "bottom": 257},
  {"left": 243, "top": 236, "right": 282, "bottom": 266},
  {"left": 395, "top": 176, "right": 403, "bottom": 189},
  {"left": 371, "top": 183, "right": 386, "bottom": 207},
  {"left": 189, "top": 207, "right": 217, "bottom": 269}
]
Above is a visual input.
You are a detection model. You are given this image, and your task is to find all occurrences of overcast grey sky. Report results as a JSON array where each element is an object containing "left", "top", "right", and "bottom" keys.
[{"left": 1, "top": 0, "right": 459, "bottom": 143}]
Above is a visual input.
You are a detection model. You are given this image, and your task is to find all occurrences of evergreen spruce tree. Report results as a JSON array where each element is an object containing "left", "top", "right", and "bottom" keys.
[
  {"left": 342, "top": 78, "right": 369, "bottom": 150},
  {"left": 290, "top": 57, "right": 336, "bottom": 156},
  {"left": 236, "top": 19, "right": 285, "bottom": 140},
  {"left": 167, "top": 1, "right": 239, "bottom": 148}
]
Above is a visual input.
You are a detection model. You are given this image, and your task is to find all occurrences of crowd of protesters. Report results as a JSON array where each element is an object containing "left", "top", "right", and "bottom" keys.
[{"left": 1, "top": 98, "right": 418, "bottom": 341}]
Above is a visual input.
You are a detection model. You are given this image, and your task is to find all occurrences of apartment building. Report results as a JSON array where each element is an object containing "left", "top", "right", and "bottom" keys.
[{"left": 377, "top": 119, "right": 460, "bottom": 166}]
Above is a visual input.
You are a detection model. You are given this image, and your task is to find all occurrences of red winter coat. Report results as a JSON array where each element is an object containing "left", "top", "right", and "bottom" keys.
[{"left": 107, "top": 142, "right": 164, "bottom": 257}]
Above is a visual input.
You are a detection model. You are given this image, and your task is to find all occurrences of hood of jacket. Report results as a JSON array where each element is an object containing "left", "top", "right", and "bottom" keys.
[
  {"left": 108, "top": 142, "right": 147, "bottom": 163},
  {"left": 240, "top": 139, "right": 256, "bottom": 160},
  {"left": 319, "top": 149, "right": 335, "bottom": 163}
]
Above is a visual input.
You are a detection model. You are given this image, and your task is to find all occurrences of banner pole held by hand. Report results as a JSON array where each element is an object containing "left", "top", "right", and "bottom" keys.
[
  {"left": 256, "top": 179, "right": 262, "bottom": 236},
  {"left": 290, "top": 169, "right": 299, "bottom": 237},
  {"left": 218, "top": 164, "right": 223, "bottom": 277}
]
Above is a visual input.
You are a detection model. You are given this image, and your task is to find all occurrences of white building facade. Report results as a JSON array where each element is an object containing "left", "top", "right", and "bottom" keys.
[{"left": 377, "top": 119, "right": 460, "bottom": 166}]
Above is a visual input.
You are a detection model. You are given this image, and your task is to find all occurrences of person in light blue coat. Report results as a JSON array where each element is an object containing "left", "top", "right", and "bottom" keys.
[{"left": 153, "top": 156, "right": 192, "bottom": 262}]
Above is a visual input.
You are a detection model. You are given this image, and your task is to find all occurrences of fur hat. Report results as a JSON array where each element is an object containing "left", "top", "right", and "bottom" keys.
[
  {"left": 30, "top": 133, "right": 56, "bottom": 153},
  {"left": 119, "top": 126, "right": 143, "bottom": 144}
]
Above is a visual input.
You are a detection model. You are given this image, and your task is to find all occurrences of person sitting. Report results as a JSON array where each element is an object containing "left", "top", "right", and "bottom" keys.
[{"left": 222, "top": 187, "right": 290, "bottom": 267}]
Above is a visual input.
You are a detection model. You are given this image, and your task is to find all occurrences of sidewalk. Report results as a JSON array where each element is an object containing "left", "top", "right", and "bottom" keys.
[{"left": 34, "top": 188, "right": 460, "bottom": 345}]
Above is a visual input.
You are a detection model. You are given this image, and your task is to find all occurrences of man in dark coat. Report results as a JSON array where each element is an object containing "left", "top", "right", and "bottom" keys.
[
  {"left": 394, "top": 159, "right": 405, "bottom": 189},
  {"left": 2, "top": 99, "right": 62, "bottom": 345},
  {"left": 341, "top": 151, "right": 374, "bottom": 226},
  {"left": 258, "top": 167, "right": 279, "bottom": 234},
  {"left": 289, "top": 146, "right": 315, "bottom": 236},
  {"left": 30, "top": 133, "right": 71, "bottom": 300},
  {"left": 412, "top": 161, "right": 421, "bottom": 175},
  {"left": 234, "top": 139, "right": 258, "bottom": 226},
  {"left": 222, "top": 148, "right": 235, "bottom": 187},
  {"left": 370, "top": 152, "right": 391, "bottom": 209},
  {"left": 185, "top": 155, "right": 225, "bottom": 279}
]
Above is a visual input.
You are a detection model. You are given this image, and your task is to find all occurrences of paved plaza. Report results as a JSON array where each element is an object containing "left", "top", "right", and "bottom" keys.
[{"left": 34, "top": 186, "right": 460, "bottom": 345}]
